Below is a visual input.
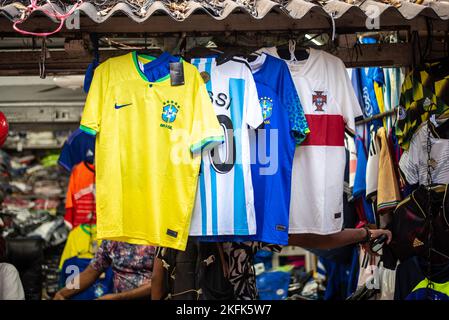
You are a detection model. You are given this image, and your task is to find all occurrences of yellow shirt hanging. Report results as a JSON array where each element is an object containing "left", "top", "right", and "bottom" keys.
[{"left": 80, "top": 52, "right": 223, "bottom": 250}]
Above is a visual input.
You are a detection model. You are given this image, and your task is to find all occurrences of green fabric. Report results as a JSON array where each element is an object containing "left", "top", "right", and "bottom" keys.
[
  {"left": 191, "top": 136, "right": 224, "bottom": 153},
  {"left": 413, "top": 278, "right": 449, "bottom": 295},
  {"left": 41, "top": 154, "right": 59, "bottom": 167},
  {"left": 80, "top": 224, "right": 96, "bottom": 236},
  {"left": 79, "top": 125, "right": 97, "bottom": 136}
]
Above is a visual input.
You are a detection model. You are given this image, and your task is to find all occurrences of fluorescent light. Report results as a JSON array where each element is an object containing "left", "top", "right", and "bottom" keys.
[{"left": 305, "top": 34, "right": 322, "bottom": 46}]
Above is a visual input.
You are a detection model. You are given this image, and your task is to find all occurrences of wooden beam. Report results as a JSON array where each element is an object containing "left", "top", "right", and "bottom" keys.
[{"left": 0, "top": 42, "right": 420, "bottom": 76}]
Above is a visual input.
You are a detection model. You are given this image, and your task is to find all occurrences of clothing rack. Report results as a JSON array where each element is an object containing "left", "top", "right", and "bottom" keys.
[{"left": 355, "top": 108, "right": 398, "bottom": 126}]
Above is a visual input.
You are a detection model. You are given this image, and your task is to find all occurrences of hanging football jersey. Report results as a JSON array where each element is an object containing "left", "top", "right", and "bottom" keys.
[
  {"left": 65, "top": 161, "right": 96, "bottom": 229},
  {"left": 366, "top": 125, "right": 380, "bottom": 201},
  {"left": 58, "top": 128, "right": 95, "bottom": 172},
  {"left": 189, "top": 57, "right": 263, "bottom": 237},
  {"left": 59, "top": 224, "right": 101, "bottom": 269},
  {"left": 396, "top": 61, "right": 449, "bottom": 150},
  {"left": 247, "top": 53, "right": 309, "bottom": 245},
  {"left": 287, "top": 48, "right": 364, "bottom": 235},
  {"left": 399, "top": 119, "right": 449, "bottom": 186},
  {"left": 80, "top": 52, "right": 224, "bottom": 250},
  {"left": 59, "top": 257, "right": 114, "bottom": 300}
]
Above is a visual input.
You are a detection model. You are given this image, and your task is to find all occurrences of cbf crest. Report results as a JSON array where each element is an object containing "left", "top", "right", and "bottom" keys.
[
  {"left": 161, "top": 100, "right": 180, "bottom": 130},
  {"left": 260, "top": 97, "right": 273, "bottom": 124},
  {"left": 312, "top": 91, "right": 327, "bottom": 112}
]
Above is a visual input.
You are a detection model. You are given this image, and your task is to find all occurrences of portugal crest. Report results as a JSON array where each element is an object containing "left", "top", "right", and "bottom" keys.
[
  {"left": 161, "top": 100, "right": 179, "bottom": 123},
  {"left": 312, "top": 91, "right": 327, "bottom": 112},
  {"left": 260, "top": 97, "right": 273, "bottom": 123}
]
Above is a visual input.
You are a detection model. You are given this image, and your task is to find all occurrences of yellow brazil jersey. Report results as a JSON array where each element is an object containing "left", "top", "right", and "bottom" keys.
[
  {"left": 80, "top": 52, "right": 224, "bottom": 250},
  {"left": 59, "top": 224, "right": 101, "bottom": 269}
]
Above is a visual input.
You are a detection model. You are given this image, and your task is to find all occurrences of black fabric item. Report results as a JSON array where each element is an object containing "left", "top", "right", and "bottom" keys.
[
  {"left": 158, "top": 238, "right": 234, "bottom": 300},
  {"left": 346, "top": 284, "right": 379, "bottom": 300},
  {"left": 5, "top": 237, "right": 44, "bottom": 300},
  {"left": 394, "top": 256, "right": 449, "bottom": 300},
  {"left": 0, "top": 235, "right": 6, "bottom": 262},
  {"left": 388, "top": 185, "right": 449, "bottom": 263}
]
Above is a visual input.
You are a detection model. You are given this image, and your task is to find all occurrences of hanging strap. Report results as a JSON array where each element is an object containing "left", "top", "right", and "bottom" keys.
[
  {"left": 425, "top": 107, "right": 435, "bottom": 297},
  {"left": 13, "top": 0, "right": 83, "bottom": 37}
]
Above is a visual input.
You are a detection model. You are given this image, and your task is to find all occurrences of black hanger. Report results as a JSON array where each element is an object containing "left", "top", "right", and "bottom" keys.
[{"left": 215, "top": 47, "right": 259, "bottom": 66}]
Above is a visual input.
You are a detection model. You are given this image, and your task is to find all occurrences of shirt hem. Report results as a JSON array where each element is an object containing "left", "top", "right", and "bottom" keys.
[
  {"left": 288, "top": 228, "right": 343, "bottom": 235},
  {"left": 97, "top": 233, "right": 187, "bottom": 250},
  {"left": 189, "top": 229, "right": 257, "bottom": 237}
]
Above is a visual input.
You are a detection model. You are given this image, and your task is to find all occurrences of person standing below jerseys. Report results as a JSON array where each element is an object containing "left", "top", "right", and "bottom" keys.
[{"left": 54, "top": 240, "right": 154, "bottom": 300}]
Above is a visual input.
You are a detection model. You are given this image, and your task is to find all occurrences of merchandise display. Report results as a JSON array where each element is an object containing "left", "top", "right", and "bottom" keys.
[{"left": 0, "top": 19, "right": 448, "bottom": 304}]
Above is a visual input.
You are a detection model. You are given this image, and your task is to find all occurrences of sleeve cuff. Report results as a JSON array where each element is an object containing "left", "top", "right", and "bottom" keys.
[
  {"left": 79, "top": 125, "right": 97, "bottom": 136},
  {"left": 58, "top": 160, "right": 72, "bottom": 172},
  {"left": 191, "top": 135, "right": 224, "bottom": 154},
  {"left": 293, "top": 127, "right": 310, "bottom": 145}
]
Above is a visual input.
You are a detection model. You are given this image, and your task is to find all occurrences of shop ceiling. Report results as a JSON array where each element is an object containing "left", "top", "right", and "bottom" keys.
[{"left": 0, "top": 0, "right": 448, "bottom": 76}]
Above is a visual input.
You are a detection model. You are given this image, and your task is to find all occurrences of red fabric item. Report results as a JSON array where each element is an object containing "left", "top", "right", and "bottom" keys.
[
  {"left": 301, "top": 114, "right": 345, "bottom": 146},
  {"left": 354, "top": 198, "right": 368, "bottom": 227},
  {"left": 0, "top": 112, "right": 8, "bottom": 147},
  {"left": 65, "top": 161, "right": 96, "bottom": 228}
]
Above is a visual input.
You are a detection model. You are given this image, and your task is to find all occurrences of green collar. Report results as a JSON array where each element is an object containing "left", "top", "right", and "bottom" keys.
[{"left": 80, "top": 224, "right": 95, "bottom": 236}]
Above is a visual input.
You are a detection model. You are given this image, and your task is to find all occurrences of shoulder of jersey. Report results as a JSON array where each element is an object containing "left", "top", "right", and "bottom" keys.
[
  {"left": 106, "top": 53, "right": 130, "bottom": 65},
  {"left": 182, "top": 60, "right": 199, "bottom": 73},
  {"left": 228, "top": 56, "right": 252, "bottom": 72},
  {"left": 395, "top": 194, "right": 413, "bottom": 212},
  {"left": 319, "top": 49, "right": 346, "bottom": 67},
  {"left": 93, "top": 53, "right": 132, "bottom": 74}
]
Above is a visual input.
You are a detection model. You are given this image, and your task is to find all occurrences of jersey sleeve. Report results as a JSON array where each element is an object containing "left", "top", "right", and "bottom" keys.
[
  {"left": 190, "top": 71, "right": 224, "bottom": 154},
  {"left": 80, "top": 62, "right": 108, "bottom": 135},
  {"left": 65, "top": 169, "right": 76, "bottom": 210},
  {"left": 398, "top": 137, "right": 419, "bottom": 186},
  {"left": 334, "top": 59, "right": 364, "bottom": 132},
  {"left": 59, "top": 231, "right": 75, "bottom": 269},
  {"left": 244, "top": 69, "right": 264, "bottom": 129},
  {"left": 395, "top": 71, "right": 414, "bottom": 150},
  {"left": 90, "top": 240, "right": 112, "bottom": 273},
  {"left": 353, "top": 137, "right": 367, "bottom": 198},
  {"left": 280, "top": 62, "right": 309, "bottom": 144},
  {"left": 64, "top": 169, "right": 76, "bottom": 229},
  {"left": 58, "top": 141, "right": 74, "bottom": 172}
]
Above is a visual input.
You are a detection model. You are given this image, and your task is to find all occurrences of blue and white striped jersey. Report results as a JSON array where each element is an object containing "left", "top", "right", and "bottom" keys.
[{"left": 189, "top": 57, "right": 263, "bottom": 237}]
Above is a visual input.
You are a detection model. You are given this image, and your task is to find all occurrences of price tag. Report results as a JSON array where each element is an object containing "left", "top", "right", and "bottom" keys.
[{"left": 170, "top": 62, "right": 184, "bottom": 86}]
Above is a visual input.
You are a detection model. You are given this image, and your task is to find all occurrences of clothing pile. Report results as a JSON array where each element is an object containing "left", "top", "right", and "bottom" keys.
[
  {"left": 0, "top": 149, "right": 71, "bottom": 300},
  {"left": 4, "top": 131, "right": 68, "bottom": 150}
]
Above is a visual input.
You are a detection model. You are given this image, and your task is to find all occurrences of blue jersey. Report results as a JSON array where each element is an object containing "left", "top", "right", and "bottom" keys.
[
  {"left": 248, "top": 54, "right": 309, "bottom": 245},
  {"left": 353, "top": 136, "right": 375, "bottom": 224},
  {"left": 353, "top": 38, "right": 385, "bottom": 130},
  {"left": 58, "top": 128, "right": 95, "bottom": 172},
  {"left": 59, "top": 257, "right": 113, "bottom": 300}
]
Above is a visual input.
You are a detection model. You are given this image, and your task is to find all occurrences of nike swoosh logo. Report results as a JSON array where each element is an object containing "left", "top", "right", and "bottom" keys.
[{"left": 115, "top": 103, "right": 132, "bottom": 109}]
